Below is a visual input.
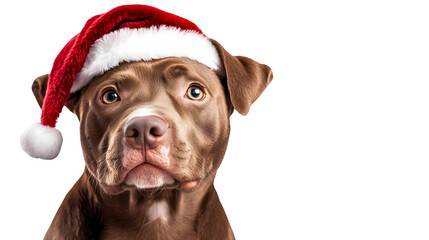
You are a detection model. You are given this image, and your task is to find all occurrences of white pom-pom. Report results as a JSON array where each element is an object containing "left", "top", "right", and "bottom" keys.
[{"left": 20, "top": 123, "right": 63, "bottom": 160}]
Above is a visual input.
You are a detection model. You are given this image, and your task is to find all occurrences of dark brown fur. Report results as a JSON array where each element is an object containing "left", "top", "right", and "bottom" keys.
[{"left": 32, "top": 40, "right": 272, "bottom": 240}]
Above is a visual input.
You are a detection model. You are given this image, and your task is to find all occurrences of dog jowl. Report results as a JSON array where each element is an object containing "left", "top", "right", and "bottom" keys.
[{"left": 22, "top": 5, "right": 273, "bottom": 240}]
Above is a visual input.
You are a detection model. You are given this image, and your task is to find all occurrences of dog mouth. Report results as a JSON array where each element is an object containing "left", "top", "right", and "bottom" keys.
[
  {"left": 124, "top": 163, "right": 199, "bottom": 188},
  {"left": 123, "top": 162, "right": 175, "bottom": 188},
  {"left": 99, "top": 134, "right": 200, "bottom": 194},
  {"left": 101, "top": 161, "right": 200, "bottom": 195}
]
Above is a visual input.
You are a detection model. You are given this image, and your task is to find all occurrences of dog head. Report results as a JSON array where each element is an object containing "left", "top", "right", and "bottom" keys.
[{"left": 31, "top": 40, "right": 271, "bottom": 194}]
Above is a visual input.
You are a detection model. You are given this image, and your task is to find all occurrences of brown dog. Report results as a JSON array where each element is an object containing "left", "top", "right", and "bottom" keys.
[{"left": 32, "top": 39, "right": 272, "bottom": 239}]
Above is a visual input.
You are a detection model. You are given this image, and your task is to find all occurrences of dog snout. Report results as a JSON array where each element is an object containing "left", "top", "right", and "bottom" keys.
[{"left": 125, "top": 116, "right": 168, "bottom": 149}]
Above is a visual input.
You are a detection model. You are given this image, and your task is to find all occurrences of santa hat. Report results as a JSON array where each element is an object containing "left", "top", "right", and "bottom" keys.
[{"left": 20, "top": 5, "right": 220, "bottom": 159}]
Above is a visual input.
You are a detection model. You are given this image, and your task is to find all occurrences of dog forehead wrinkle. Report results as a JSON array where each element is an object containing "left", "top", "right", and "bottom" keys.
[
  {"left": 165, "top": 63, "right": 208, "bottom": 85},
  {"left": 161, "top": 62, "right": 190, "bottom": 79},
  {"left": 94, "top": 63, "right": 142, "bottom": 85},
  {"left": 157, "top": 58, "right": 215, "bottom": 86}
]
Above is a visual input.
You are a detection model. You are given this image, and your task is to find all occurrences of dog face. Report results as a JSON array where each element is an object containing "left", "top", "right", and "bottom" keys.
[
  {"left": 32, "top": 40, "right": 272, "bottom": 194},
  {"left": 75, "top": 57, "right": 231, "bottom": 194}
]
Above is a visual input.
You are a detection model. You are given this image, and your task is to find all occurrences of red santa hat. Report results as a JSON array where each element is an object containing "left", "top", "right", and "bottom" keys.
[{"left": 20, "top": 5, "right": 220, "bottom": 159}]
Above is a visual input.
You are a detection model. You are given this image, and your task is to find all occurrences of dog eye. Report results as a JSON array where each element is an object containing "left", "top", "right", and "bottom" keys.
[
  {"left": 102, "top": 90, "right": 120, "bottom": 104},
  {"left": 186, "top": 85, "right": 205, "bottom": 101}
]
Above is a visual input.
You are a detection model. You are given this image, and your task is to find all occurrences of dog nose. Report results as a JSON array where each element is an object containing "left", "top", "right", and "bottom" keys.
[{"left": 125, "top": 116, "right": 168, "bottom": 149}]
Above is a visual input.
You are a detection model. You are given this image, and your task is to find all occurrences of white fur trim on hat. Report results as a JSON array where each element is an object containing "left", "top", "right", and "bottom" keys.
[
  {"left": 20, "top": 123, "right": 63, "bottom": 160},
  {"left": 71, "top": 26, "right": 220, "bottom": 93}
]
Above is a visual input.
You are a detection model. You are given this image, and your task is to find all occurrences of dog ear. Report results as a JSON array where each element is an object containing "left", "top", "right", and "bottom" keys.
[
  {"left": 31, "top": 74, "right": 80, "bottom": 113},
  {"left": 210, "top": 39, "right": 273, "bottom": 115},
  {"left": 32, "top": 74, "right": 49, "bottom": 109}
]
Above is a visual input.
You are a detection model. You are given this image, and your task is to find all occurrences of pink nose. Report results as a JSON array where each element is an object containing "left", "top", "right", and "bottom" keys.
[{"left": 125, "top": 116, "right": 168, "bottom": 149}]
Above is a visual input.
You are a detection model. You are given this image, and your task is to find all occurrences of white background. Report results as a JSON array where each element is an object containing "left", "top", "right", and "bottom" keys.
[{"left": 1, "top": 0, "right": 428, "bottom": 239}]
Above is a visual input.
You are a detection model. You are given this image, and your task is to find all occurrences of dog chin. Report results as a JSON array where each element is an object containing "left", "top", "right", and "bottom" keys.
[{"left": 124, "top": 163, "right": 175, "bottom": 189}]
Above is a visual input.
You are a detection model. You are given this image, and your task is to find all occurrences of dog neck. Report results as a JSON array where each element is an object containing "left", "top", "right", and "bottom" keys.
[
  {"left": 83, "top": 169, "right": 225, "bottom": 239},
  {"left": 45, "top": 167, "right": 234, "bottom": 239}
]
